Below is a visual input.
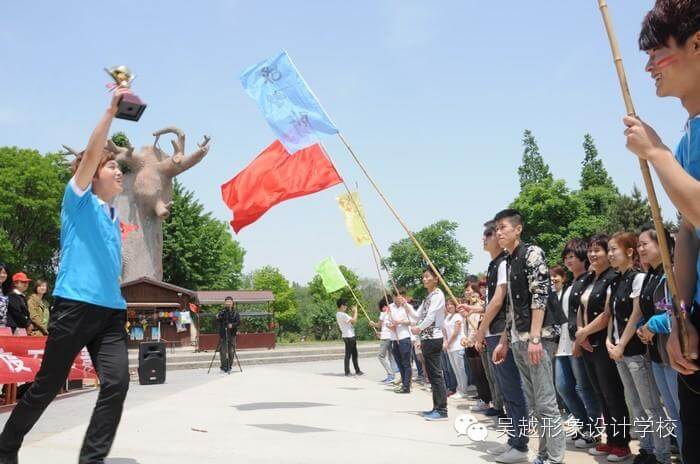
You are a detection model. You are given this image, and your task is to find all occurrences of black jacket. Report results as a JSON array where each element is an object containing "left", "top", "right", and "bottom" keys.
[
  {"left": 217, "top": 309, "right": 241, "bottom": 338},
  {"left": 579, "top": 267, "right": 619, "bottom": 347},
  {"left": 566, "top": 273, "right": 593, "bottom": 339},
  {"left": 507, "top": 243, "right": 566, "bottom": 335},
  {"left": 486, "top": 251, "right": 508, "bottom": 335},
  {"left": 7, "top": 291, "right": 31, "bottom": 330},
  {"left": 639, "top": 264, "right": 665, "bottom": 364},
  {"left": 610, "top": 268, "right": 646, "bottom": 357}
]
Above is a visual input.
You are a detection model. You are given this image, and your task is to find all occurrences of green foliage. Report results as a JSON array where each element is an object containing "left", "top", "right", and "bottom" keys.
[
  {"left": 302, "top": 265, "right": 382, "bottom": 340},
  {"left": 111, "top": 132, "right": 130, "bottom": 148},
  {"left": 386, "top": 220, "right": 471, "bottom": 299},
  {"left": 606, "top": 186, "right": 653, "bottom": 233},
  {"left": 163, "top": 180, "right": 245, "bottom": 290},
  {"left": 518, "top": 130, "right": 553, "bottom": 189},
  {"left": 111, "top": 132, "right": 132, "bottom": 173},
  {"left": 580, "top": 134, "right": 617, "bottom": 192},
  {"left": 510, "top": 178, "right": 587, "bottom": 266},
  {"left": 252, "top": 266, "right": 298, "bottom": 334},
  {"left": 0, "top": 147, "right": 71, "bottom": 280}
]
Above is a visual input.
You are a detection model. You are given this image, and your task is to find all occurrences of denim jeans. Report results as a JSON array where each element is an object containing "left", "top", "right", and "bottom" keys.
[
  {"left": 651, "top": 361, "right": 681, "bottom": 453},
  {"left": 391, "top": 338, "right": 413, "bottom": 390},
  {"left": 412, "top": 345, "right": 424, "bottom": 379},
  {"left": 442, "top": 350, "right": 457, "bottom": 393},
  {"left": 486, "top": 335, "right": 529, "bottom": 452},
  {"left": 378, "top": 339, "right": 394, "bottom": 376},
  {"left": 421, "top": 338, "right": 447, "bottom": 414},
  {"left": 512, "top": 340, "right": 565, "bottom": 464},
  {"left": 555, "top": 355, "right": 600, "bottom": 427},
  {"left": 481, "top": 347, "right": 503, "bottom": 410},
  {"left": 447, "top": 350, "right": 469, "bottom": 395},
  {"left": 616, "top": 355, "right": 671, "bottom": 464},
  {"left": 570, "top": 354, "right": 601, "bottom": 420}
]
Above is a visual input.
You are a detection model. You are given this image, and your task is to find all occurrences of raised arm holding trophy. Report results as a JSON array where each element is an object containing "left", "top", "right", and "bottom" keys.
[{"left": 104, "top": 65, "right": 147, "bottom": 121}]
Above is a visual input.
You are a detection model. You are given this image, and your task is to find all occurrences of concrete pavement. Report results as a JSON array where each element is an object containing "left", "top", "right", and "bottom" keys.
[{"left": 3, "top": 354, "right": 644, "bottom": 463}]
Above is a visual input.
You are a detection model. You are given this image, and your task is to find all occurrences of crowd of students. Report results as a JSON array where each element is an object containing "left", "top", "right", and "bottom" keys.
[
  {"left": 0, "top": 264, "right": 51, "bottom": 336},
  {"left": 336, "top": 2, "right": 700, "bottom": 462},
  {"left": 346, "top": 212, "right": 684, "bottom": 464}
]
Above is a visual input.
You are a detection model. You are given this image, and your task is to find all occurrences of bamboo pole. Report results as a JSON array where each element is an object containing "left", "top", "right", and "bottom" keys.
[
  {"left": 320, "top": 143, "right": 401, "bottom": 296},
  {"left": 335, "top": 133, "right": 477, "bottom": 331},
  {"left": 597, "top": 0, "right": 691, "bottom": 359},
  {"left": 346, "top": 283, "right": 373, "bottom": 324}
]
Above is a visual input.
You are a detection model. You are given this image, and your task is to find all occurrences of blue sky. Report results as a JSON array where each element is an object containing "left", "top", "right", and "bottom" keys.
[{"left": 0, "top": 1, "right": 686, "bottom": 285}]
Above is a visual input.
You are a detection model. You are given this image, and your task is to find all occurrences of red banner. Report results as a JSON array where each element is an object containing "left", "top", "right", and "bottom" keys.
[{"left": 0, "top": 336, "right": 97, "bottom": 381}]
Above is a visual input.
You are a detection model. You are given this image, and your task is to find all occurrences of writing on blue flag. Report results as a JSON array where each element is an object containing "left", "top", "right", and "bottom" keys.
[{"left": 240, "top": 50, "right": 338, "bottom": 153}]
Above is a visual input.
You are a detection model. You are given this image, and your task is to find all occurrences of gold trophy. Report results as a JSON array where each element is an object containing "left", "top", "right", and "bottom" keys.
[{"left": 104, "top": 65, "right": 147, "bottom": 121}]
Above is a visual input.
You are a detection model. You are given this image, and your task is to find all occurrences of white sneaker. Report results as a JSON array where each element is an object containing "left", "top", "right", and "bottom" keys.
[
  {"left": 470, "top": 400, "right": 489, "bottom": 412},
  {"left": 450, "top": 392, "right": 465, "bottom": 400},
  {"left": 574, "top": 432, "right": 598, "bottom": 449},
  {"left": 495, "top": 447, "right": 529, "bottom": 463},
  {"left": 487, "top": 443, "right": 512, "bottom": 456}
]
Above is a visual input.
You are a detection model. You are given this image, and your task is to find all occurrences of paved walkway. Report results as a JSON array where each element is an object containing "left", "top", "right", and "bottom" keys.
[{"left": 3, "top": 356, "right": 641, "bottom": 463}]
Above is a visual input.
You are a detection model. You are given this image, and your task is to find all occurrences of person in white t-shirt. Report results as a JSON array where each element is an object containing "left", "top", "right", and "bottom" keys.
[
  {"left": 410, "top": 268, "right": 448, "bottom": 421},
  {"left": 369, "top": 297, "right": 395, "bottom": 383},
  {"left": 443, "top": 299, "right": 468, "bottom": 398},
  {"left": 336, "top": 298, "right": 363, "bottom": 376},
  {"left": 387, "top": 288, "right": 417, "bottom": 394}
]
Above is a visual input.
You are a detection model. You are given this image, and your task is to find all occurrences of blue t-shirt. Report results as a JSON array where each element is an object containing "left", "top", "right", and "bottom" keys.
[
  {"left": 674, "top": 116, "right": 700, "bottom": 305},
  {"left": 53, "top": 179, "right": 126, "bottom": 310}
]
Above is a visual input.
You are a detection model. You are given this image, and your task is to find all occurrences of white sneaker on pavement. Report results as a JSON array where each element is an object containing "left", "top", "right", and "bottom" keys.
[
  {"left": 487, "top": 443, "right": 512, "bottom": 456},
  {"left": 495, "top": 447, "right": 529, "bottom": 464},
  {"left": 470, "top": 399, "right": 489, "bottom": 412}
]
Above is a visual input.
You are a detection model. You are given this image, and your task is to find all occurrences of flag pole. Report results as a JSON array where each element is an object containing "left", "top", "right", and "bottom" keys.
[
  {"left": 320, "top": 143, "right": 401, "bottom": 295},
  {"left": 597, "top": 0, "right": 691, "bottom": 358},
  {"left": 335, "top": 132, "right": 475, "bottom": 329},
  {"left": 346, "top": 283, "right": 374, "bottom": 327},
  {"left": 370, "top": 242, "right": 391, "bottom": 308}
]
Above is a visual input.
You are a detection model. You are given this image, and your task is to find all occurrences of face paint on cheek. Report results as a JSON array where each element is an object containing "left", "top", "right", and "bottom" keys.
[{"left": 656, "top": 54, "right": 679, "bottom": 70}]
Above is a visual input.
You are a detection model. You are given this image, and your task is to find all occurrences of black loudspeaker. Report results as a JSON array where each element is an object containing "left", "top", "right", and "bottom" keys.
[{"left": 138, "top": 341, "right": 166, "bottom": 385}]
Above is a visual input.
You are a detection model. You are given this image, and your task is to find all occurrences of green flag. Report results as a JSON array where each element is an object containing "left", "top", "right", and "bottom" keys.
[{"left": 315, "top": 257, "right": 348, "bottom": 294}]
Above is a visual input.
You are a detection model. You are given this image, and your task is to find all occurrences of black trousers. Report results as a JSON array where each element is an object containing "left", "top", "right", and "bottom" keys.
[
  {"left": 391, "top": 338, "right": 413, "bottom": 390},
  {"left": 582, "top": 343, "right": 630, "bottom": 447},
  {"left": 0, "top": 298, "right": 130, "bottom": 464},
  {"left": 421, "top": 338, "right": 447, "bottom": 414},
  {"left": 343, "top": 337, "right": 360, "bottom": 374},
  {"left": 219, "top": 332, "right": 236, "bottom": 371},
  {"left": 465, "top": 347, "right": 492, "bottom": 403},
  {"left": 679, "top": 303, "right": 700, "bottom": 462}
]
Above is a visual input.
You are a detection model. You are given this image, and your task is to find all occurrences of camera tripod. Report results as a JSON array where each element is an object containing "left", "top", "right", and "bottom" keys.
[{"left": 207, "top": 330, "right": 242, "bottom": 374}]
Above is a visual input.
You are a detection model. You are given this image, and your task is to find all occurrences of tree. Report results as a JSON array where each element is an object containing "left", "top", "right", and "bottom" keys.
[
  {"left": 0, "top": 147, "right": 71, "bottom": 280},
  {"left": 305, "top": 265, "right": 373, "bottom": 340},
  {"left": 162, "top": 180, "right": 245, "bottom": 290},
  {"left": 510, "top": 178, "right": 587, "bottom": 265},
  {"left": 252, "top": 266, "right": 298, "bottom": 334},
  {"left": 386, "top": 220, "right": 471, "bottom": 299},
  {"left": 580, "top": 134, "right": 617, "bottom": 191},
  {"left": 518, "top": 130, "right": 553, "bottom": 189},
  {"left": 606, "top": 186, "right": 653, "bottom": 233}
]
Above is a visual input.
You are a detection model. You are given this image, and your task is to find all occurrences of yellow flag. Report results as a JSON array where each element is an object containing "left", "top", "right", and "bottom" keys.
[{"left": 336, "top": 191, "right": 371, "bottom": 247}]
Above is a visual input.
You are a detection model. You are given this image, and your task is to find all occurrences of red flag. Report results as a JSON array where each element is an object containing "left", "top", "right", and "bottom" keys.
[{"left": 221, "top": 140, "right": 342, "bottom": 232}]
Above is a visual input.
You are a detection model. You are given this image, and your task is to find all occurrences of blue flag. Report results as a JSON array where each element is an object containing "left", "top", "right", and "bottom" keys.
[{"left": 240, "top": 50, "right": 339, "bottom": 153}]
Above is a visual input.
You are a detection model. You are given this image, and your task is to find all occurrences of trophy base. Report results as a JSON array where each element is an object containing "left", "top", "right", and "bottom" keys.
[{"left": 116, "top": 93, "right": 147, "bottom": 121}]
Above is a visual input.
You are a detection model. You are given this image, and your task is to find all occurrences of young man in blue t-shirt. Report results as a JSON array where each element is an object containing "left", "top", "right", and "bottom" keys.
[
  {"left": 623, "top": 1, "right": 700, "bottom": 461},
  {"left": 0, "top": 86, "right": 133, "bottom": 464}
]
